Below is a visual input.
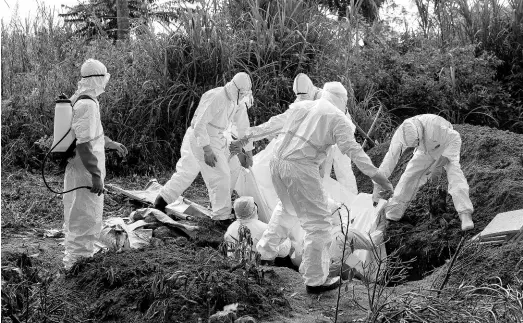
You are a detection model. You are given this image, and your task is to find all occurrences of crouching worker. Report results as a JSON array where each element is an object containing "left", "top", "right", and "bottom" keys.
[
  {"left": 63, "top": 59, "right": 128, "bottom": 269},
  {"left": 224, "top": 196, "right": 291, "bottom": 258},
  {"left": 373, "top": 114, "right": 474, "bottom": 231}
]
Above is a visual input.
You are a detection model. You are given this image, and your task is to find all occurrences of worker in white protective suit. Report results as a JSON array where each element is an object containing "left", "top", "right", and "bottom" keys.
[
  {"left": 63, "top": 59, "right": 128, "bottom": 269},
  {"left": 247, "top": 75, "right": 359, "bottom": 267},
  {"left": 251, "top": 73, "right": 357, "bottom": 210},
  {"left": 247, "top": 73, "right": 322, "bottom": 259},
  {"left": 224, "top": 196, "right": 291, "bottom": 257},
  {"left": 373, "top": 114, "right": 474, "bottom": 231},
  {"left": 154, "top": 73, "right": 255, "bottom": 221},
  {"left": 230, "top": 82, "right": 393, "bottom": 293}
]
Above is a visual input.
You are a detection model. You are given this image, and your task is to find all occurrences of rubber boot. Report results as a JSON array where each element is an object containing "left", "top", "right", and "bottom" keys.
[
  {"left": 306, "top": 276, "right": 341, "bottom": 294},
  {"left": 459, "top": 212, "right": 474, "bottom": 231}
]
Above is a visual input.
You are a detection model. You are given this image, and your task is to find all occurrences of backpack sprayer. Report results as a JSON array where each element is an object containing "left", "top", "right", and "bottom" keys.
[{"left": 41, "top": 94, "right": 95, "bottom": 194}]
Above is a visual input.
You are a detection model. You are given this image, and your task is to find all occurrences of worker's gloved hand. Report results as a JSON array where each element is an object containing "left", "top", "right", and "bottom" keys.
[
  {"left": 203, "top": 145, "right": 217, "bottom": 167},
  {"left": 371, "top": 171, "right": 393, "bottom": 196},
  {"left": 154, "top": 195, "right": 168, "bottom": 213},
  {"left": 238, "top": 151, "right": 253, "bottom": 169},
  {"left": 229, "top": 137, "right": 249, "bottom": 155},
  {"left": 245, "top": 151, "right": 253, "bottom": 168},
  {"left": 91, "top": 174, "right": 104, "bottom": 196},
  {"left": 429, "top": 157, "right": 448, "bottom": 183},
  {"left": 428, "top": 167, "right": 443, "bottom": 183},
  {"left": 106, "top": 140, "right": 128, "bottom": 157},
  {"left": 458, "top": 211, "right": 474, "bottom": 231}
]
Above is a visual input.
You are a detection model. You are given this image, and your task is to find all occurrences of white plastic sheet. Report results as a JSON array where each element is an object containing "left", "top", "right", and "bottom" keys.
[
  {"left": 96, "top": 217, "right": 153, "bottom": 252},
  {"left": 330, "top": 194, "right": 388, "bottom": 277},
  {"left": 234, "top": 167, "right": 272, "bottom": 223},
  {"left": 250, "top": 138, "right": 282, "bottom": 213}
]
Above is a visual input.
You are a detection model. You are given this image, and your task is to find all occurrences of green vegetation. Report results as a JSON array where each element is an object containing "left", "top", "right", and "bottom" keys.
[{"left": 2, "top": 0, "right": 522, "bottom": 175}]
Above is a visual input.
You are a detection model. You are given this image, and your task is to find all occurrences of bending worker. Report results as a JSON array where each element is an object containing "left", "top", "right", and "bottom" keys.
[
  {"left": 154, "top": 73, "right": 255, "bottom": 221},
  {"left": 64, "top": 59, "right": 128, "bottom": 269},
  {"left": 373, "top": 114, "right": 474, "bottom": 231},
  {"left": 224, "top": 196, "right": 291, "bottom": 258},
  {"left": 231, "top": 82, "right": 393, "bottom": 293}
]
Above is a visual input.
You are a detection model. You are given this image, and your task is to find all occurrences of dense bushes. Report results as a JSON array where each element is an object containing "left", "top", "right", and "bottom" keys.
[{"left": 1, "top": 1, "right": 522, "bottom": 173}]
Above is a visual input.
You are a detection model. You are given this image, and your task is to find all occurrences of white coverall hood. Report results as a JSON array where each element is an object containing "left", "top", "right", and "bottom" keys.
[
  {"left": 321, "top": 82, "right": 348, "bottom": 112},
  {"left": 234, "top": 196, "right": 258, "bottom": 221},
  {"left": 71, "top": 59, "right": 110, "bottom": 102},
  {"left": 225, "top": 72, "right": 253, "bottom": 108},
  {"left": 293, "top": 73, "right": 320, "bottom": 102},
  {"left": 400, "top": 119, "right": 420, "bottom": 147}
]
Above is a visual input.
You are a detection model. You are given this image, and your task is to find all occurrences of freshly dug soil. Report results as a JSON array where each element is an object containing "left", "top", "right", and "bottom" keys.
[
  {"left": 354, "top": 124, "right": 523, "bottom": 280},
  {"left": 431, "top": 241, "right": 523, "bottom": 289},
  {"left": 61, "top": 239, "right": 290, "bottom": 323}
]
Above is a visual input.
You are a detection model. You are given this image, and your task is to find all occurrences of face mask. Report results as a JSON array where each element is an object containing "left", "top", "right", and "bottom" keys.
[
  {"left": 233, "top": 80, "right": 252, "bottom": 105},
  {"left": 239, "top": 93, "right": 254, "bottom": 109}
]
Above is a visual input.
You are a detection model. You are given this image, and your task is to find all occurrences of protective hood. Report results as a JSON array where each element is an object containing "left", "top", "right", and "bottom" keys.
[
  {"left": 400, "top": 118, "right": 420, "bottom": 147},
  {"left": 293, "top": 73, "right": 318, "bottom": 102},
  {"left": 321, "top": 82, "right": 348, "bottom": 112},
  {"left": 225, "top": 72, "right": 253, "bottom": 108},
  {"left": 70, "top": 59, "right": 110, "bottom": 102},
  {"left": 234, "top": 196, "right": 258, "bottom": 221}
]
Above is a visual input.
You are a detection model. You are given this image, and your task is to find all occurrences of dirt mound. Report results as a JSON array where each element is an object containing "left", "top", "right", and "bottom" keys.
[
  {"left": 354, "top": 124, "right": 523, "bottom": 280},
  {"left": 431, "top": 241, "right": 523, "bottom": 289},
  {"left": 61, "top": 238, "right": 290, "bottom": 322}
]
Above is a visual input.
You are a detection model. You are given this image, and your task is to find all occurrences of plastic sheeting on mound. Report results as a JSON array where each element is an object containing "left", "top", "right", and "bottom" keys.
[
  {"left": 471, "top": 209, "right": 523, "bottom": 245},
  {"left": 106, "top": 180, "right": 163, "bottom": 205},
  {"left": 106, "top": 180, "right": 212, "bottom": 221}
]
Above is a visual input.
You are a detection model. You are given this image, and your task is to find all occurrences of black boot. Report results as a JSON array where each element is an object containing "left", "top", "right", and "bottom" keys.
[{"left": 306, "top": 276, "right": 341, "bottom": 294}]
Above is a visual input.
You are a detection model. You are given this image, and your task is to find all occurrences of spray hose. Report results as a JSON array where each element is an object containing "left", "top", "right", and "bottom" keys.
[{"left": 41, "top": 128, "right": 93, "bottom": 194}]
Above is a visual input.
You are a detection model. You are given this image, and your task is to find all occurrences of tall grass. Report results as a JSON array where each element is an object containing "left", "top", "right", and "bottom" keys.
[
  {"left": 1, "top": 0, "right": 378, "bottom": 173},
  {"left": 2, "top": 0, "right": 522, "bottom": 173}
]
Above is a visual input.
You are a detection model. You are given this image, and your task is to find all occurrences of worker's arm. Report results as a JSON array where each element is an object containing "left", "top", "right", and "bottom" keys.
[
  {"left": 332, "top": 116, "right": 378, "bottom": 178},
  {"left": 230, "top": 108, "right": 291, "bottom": 154},
  {"left": 192, "top": 92, "right": 222, "bottom": 148},
  {"left": 233, "top": 103, "right": 254, "bottom": 152},
  {"left": 378, "top": 127, "right": 406, "bottom": 179},
  {"left": 246, "top": 109, "right": 291, "bottom": 143},
  {"left": 71, "top": 100, "right": 104, "bottom": 195},
  {"left": 332, "top": 116, "right": 393, "bottom": 192}
]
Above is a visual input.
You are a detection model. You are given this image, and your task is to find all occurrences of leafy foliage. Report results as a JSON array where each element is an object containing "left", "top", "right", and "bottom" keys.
[
  {"left": 1, "top": 0, "right": 522, "bottom": 173},
  {"left": 59, "top": 0, "right": 183, "bottom": 39}
]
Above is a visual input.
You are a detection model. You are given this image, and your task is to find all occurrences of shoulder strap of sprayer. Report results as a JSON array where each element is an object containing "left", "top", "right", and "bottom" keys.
[{"left": 73, "top": 94, "right": 96, "bottom": 106}]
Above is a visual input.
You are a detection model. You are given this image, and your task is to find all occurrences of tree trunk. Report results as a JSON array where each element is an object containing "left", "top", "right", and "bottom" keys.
[{"left": 116, "top": 0, "right": 130, "bottom": 40}]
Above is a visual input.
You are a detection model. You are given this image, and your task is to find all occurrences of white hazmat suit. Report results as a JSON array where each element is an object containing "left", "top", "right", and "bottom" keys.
[
  {"left": 374, "top": 114, "right": 474, "bottom": 230},
  {"left": 224, "top": 196, "right": 291, "bottom": 257},
  {"left": 63, "top": 59, "right": 126, "bottom": 269},
  {"left": 235, "top": 82, "right": 392, "bottom": 288},
  {"left": 247, "top": 74, "right": 322, "bottom": 260},
  {"left": 246, "top": 74, "right": 358, "bottom": 264},
  {"left": 157, "top": 73, "right": 254, "bottom": 220}
]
